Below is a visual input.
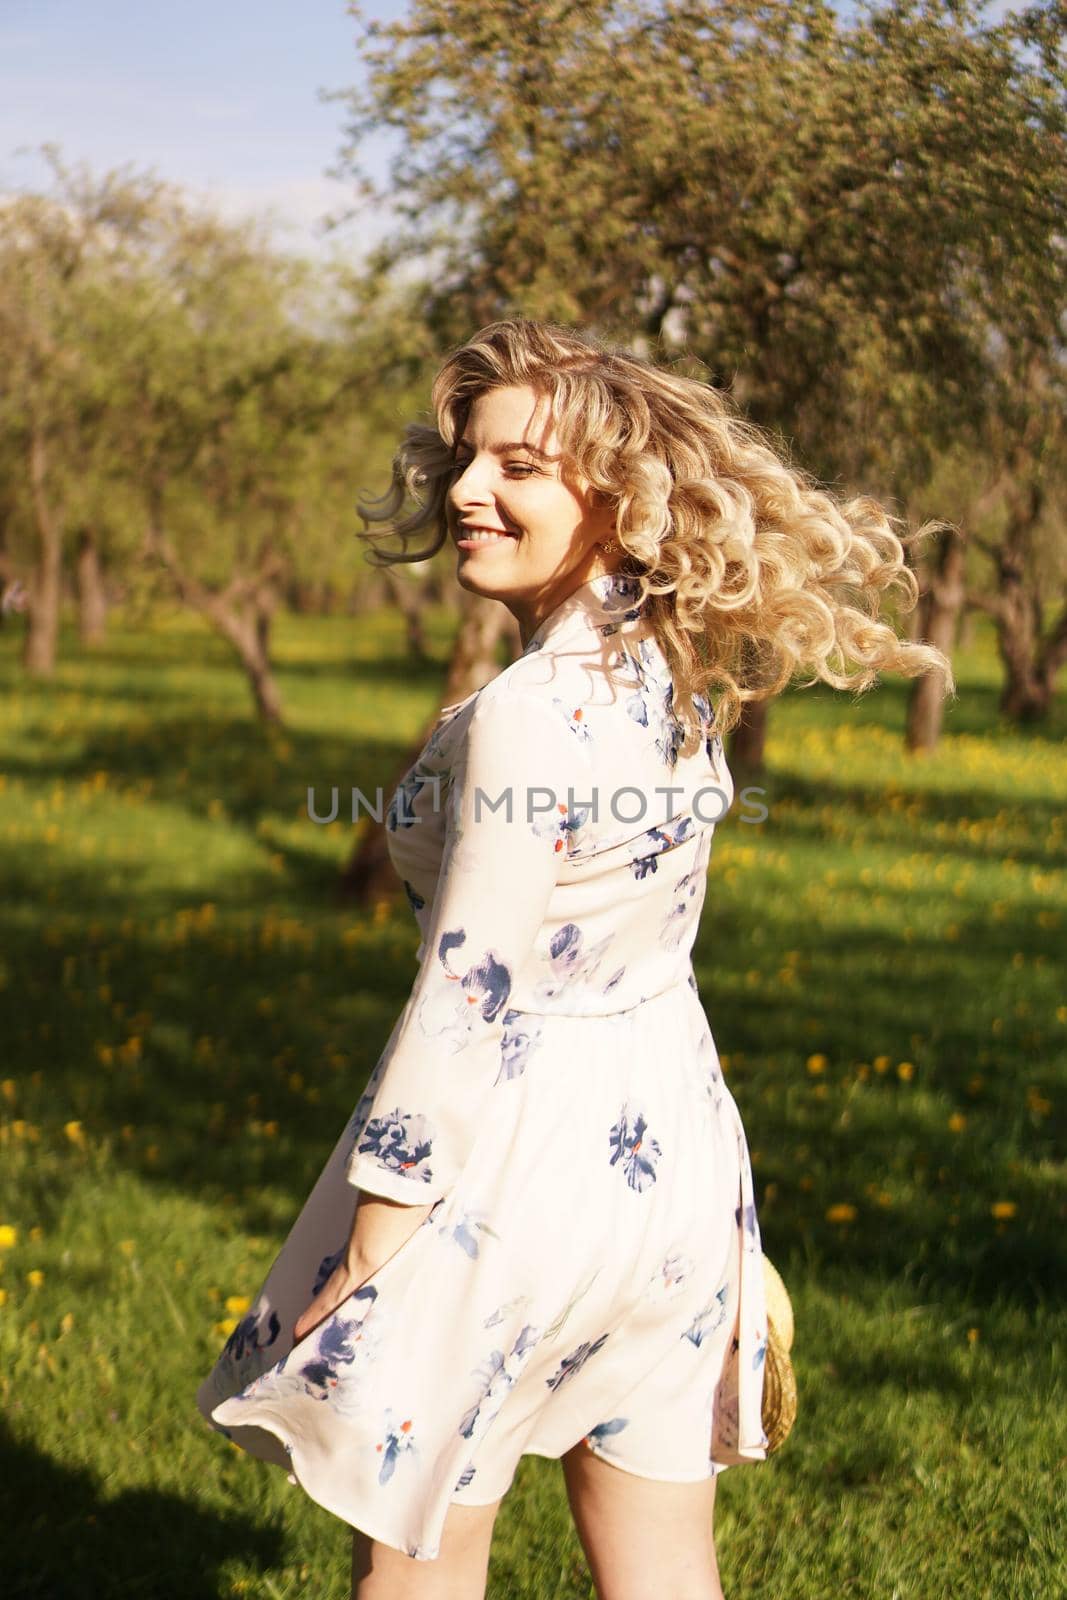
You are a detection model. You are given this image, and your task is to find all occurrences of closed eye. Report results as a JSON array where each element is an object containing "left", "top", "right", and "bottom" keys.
[{"left": 449, "top": 459, "right": 537, "bottom": 478}]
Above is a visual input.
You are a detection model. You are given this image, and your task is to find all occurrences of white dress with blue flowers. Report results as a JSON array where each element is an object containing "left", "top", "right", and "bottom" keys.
[{"left": 197, "top": 572, "right": 769, "bottom": 1561}]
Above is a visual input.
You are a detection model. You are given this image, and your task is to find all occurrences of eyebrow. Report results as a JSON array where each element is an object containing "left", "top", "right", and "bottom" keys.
[{"left": 452, "top": 438, "right": 561, "bottom": 462}]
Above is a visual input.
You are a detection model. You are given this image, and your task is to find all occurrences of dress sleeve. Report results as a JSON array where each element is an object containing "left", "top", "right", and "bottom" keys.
[{"left": 345, "top": 687, "right": 589, "bottom": 1205}]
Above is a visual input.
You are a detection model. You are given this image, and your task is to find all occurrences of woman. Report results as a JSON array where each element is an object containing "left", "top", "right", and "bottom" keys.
[{"left": 197, "top": 318, "right": 954, "bottom": 1598}]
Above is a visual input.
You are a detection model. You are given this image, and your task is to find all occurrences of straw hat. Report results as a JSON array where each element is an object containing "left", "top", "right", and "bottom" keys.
[{"left": 760, "top": 1254, "right": 797, "bottom": 1454}]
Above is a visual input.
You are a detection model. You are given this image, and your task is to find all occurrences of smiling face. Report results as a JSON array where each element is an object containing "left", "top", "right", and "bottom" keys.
[{"left": 445, "top": 384, "right": 617, "bottom": 646}]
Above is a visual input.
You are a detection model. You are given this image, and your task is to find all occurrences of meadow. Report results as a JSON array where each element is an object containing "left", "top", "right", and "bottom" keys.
[{"left": 1, "top": 604, "right": 1063, "bottom": 1599}]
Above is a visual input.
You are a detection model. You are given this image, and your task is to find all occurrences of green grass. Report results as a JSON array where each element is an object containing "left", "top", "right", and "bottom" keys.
[{"left": 0, "top": 607, "right": 1063, "bottom": 1599}]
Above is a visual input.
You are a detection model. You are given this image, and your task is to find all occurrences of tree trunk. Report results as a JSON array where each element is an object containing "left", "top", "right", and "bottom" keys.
[
  {"left": 145, "top": 521, "right": 286, "bottom": 723},
  {"left": 338, "top": 587, "right": 514, "bottom": 907},
  {"left": 75, "top": 527, "right": 108, "bottom": 646},
  {"left": 990, "top": 479, "right": 1056, "bottom": 723},
  {"left": 727, "top": 696, "right": 769, "bottom": 778},
  {"left": 905, "top": 524, "right": 965, "bottom": 753},
  {"left": 232, "top": 617, "right": 284, "bottom": 722},
  {"left": 381, "top": 566, "right": 430, "bottom": 663},
  {"left": 23, "top": 428, "right": 63, "bottom": 676}
]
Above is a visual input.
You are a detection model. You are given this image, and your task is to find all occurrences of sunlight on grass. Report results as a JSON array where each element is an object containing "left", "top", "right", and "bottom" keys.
[{"left": 0, "top": 610, "right": 1063, "bottom": 1598}]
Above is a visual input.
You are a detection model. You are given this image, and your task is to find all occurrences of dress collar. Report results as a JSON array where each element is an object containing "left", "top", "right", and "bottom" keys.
[{"left": 521, "top": 570, "right": 649, "bottom": 656}]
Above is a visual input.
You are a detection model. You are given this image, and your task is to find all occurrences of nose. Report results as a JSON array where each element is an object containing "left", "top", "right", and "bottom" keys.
[{"left": 447, "top": 455, "right": 494, "bottom": 513}]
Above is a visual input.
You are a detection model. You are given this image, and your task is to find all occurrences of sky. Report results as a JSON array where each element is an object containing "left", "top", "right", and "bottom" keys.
[
  {"left": 1, "top": 0, "right": 1025, "bottom": 262},
  {"left": 0, "top": 0, "right": 408, "bottom": 259}
]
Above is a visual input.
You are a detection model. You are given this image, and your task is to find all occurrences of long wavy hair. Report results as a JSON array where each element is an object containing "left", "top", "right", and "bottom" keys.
[{"left": 356, "top": 317, "right": 956, "bottom": 740}]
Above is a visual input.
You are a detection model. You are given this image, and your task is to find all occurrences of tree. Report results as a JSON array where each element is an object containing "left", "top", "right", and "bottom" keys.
[{"left": 331, "top": 0, "right": 1067, "bottom": 757}]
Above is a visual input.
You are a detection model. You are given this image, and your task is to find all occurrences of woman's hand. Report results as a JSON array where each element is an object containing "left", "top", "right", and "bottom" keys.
[
  {"left": 292, "top": 1192, "right": 438, "bottom": 1345},
  {"left": 293, "top": 1256, "right": 371, "bottom": 1345}
]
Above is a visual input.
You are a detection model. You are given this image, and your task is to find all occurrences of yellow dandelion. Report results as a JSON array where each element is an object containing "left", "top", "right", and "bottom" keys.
[
  {"left": 118, "top": 1240, "right": 135, "bottom": 1257},
  {"left": 64, "top": 1120, "right": 86, "bottom": 1147},
  {"left": 991, "top": 1201, "right": 1016, "bottom": 1220},
  {"left": 873, "top": 1055, "right": 891, "bottom": 1074},
  {"left": 213, "top": 1317, "right": 239, "bottom": 1339},
  {"left": 0, "top": 1225, "right": 17, "bottom": 1250},
  {"left": 1, "top": 1080, "right": 15, "bottom": 1103},
  {"left": 0, "top": 1288, "right": 6, "bottom": 1307},
  {"left": 224, "top": 1295, "right": 251, "bottom": 1317},
  {"left": 806, "top": 1054, "right": 827, "bottom": 1076},
  {"left": 826, "top": 1203, "right": 858, "bottom": 1224},
  {"left": 27, "top": 1269, "right": 44, "bottom": 1288},
  {"left": 967, "top": 1327, "right": 979, "bottom": 1344},
  {"left": 948, "top": 1113, "right": 967, "bottom": 1133},
  {"left": 896, "top": 1061, "right": 915, "bottom": 1081}
]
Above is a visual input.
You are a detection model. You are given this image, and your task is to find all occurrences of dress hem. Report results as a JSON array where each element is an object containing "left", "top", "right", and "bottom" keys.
[{"left": 209, "top": 1402, "right": 449, "bottom": 1563}]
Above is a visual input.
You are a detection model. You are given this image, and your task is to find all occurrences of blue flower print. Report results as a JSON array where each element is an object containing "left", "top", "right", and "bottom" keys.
[
  {"left": 534, "top": 922, "right": 614, "bottom": 1004},
  {"left": 683, "top": 1283, "right": 730, "bottom": 1347},
  {"left": 220, "top": 1305, "right": 281, "bottom": 1371},
  {"left": 497, "top": 1009, "right": 545, "bottom": 1082},
  {"left": 545, "top": 1331, "right": 610, "bottom": 1391},
  {"left": 436, "top": 1206, "right": 501, "bottom": 1262},
  {"left": 355, "top": 1107, "right": 435, "bottom": 1185},
  {"left": 608, "top": 1105, "right": 662, "bottom": 1192},
  {"left": 650, "top": 1252, "right": 695, "bottom": 1299},
  {"left": 616, "top": 642, "right": 689, "bottom": 768},
  {"left": 550, "top": 696, "right": 594, "bottom": 746},
  {"left": 454, "top": 1462, "right": 478, "bottom": 1492},
  {"left": 300, "top": 1313, "right": 364, "bottom": 1396},
  {"left": 603, "top": 965, "right": 626, "bottom": 995},
  {"left": 413, "top": 930, "right": 514, "bottom": 1052},
  {"left": 402, "top": 878, "right": 425, "bottom": 914},
  {"left": 584, "top": 1416, "right": 631, "bottom": 1447},
  {"left": 629, "top": 816, "right": 696, "bottom": 879},
  {"left": 594, "top": 572, "right": 644, "bottom": 619},
  {"left": 661, "top": 866, "right": 704, "bottom": 951},
  {"left": 460, "top": 1323, "right": 542, "bottom": 1438},
  {"left": 530, "top": 795, "right": 591, "bottom": 855},
  {"left": 312, "top": 1244, "right": 345, "bottom": 1298},
  {"left": 387, "top": 768, "right": 439, "bottom": 830},
  {"left": 376, "top": 1406, "right": 419, "bottom": 1485}
]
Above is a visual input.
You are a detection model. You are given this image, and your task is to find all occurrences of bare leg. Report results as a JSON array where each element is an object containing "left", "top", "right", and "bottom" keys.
[
  {"left": 351, "top": 1496, "right": 504, "bottom": 1600},
  {"left": 561, "top": 1439, "right": 725, "bottom": 1600}
]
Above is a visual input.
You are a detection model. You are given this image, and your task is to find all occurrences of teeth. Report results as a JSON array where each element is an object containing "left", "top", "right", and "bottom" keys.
[{"left": 465, "top": 531, "right": 512, "bottom": 542}]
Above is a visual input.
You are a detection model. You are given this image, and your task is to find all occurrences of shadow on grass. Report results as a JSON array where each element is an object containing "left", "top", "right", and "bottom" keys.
[{"left": 0, "top": 1416, "right": 284, "bottom": 1600}]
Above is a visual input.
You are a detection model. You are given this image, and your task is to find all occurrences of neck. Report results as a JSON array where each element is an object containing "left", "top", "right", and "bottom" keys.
[{"left": 512, "top": 560, "right": 626, "bottom": 650}]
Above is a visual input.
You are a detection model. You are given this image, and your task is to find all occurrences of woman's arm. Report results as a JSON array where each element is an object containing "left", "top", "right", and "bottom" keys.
[
  {"left": 293, "top": 1191, "right": 437, "bottom": 1343},
  {"left": 344, "top": 686, "right": 590, "bottom": 1205},
  {"left": 346, "top": 1190, "right": 437, "bottom": 1278}
]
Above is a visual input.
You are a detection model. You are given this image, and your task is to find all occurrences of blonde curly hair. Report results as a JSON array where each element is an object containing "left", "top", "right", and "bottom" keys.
[{"left": 356, "top": 317, "right": 956, "bottom": 740}]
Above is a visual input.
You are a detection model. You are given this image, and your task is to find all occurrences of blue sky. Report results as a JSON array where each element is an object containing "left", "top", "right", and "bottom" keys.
[
  {"left": 0, "top": 0, "right": 407, "bottom": 256},
  {"left": 2, "top": 0, "right": 1022, "bottom": 260}
]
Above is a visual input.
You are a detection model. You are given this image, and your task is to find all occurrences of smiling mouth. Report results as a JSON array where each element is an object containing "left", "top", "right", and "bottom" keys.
[{"left": 457, "top": 529, "right": 519, "bottom": 545}]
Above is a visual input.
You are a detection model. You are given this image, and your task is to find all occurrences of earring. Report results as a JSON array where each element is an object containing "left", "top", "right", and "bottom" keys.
[{"left": 601, "top": 539, "right": 620, "bottom": 555}]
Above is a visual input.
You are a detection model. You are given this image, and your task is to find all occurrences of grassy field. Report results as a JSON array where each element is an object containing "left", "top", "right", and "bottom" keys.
[{"left": 1, "top": 605, "right": 1063, "bottom": 1599}]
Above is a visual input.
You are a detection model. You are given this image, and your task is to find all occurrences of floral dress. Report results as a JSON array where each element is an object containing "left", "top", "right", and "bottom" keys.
[{"left": 196, "top": 571, "right": 769, "bottom": 1561}]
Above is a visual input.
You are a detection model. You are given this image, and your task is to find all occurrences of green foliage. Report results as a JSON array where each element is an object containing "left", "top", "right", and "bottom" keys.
[
  {"left": 0, "top": 605, "right": 1063, "bottom": 1596},
  {"left": 0, "top": 149, "right": 437, "bottom": 604},
  {"left": 334, "top": 0, "right": 1067, "bottom": 486}
]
